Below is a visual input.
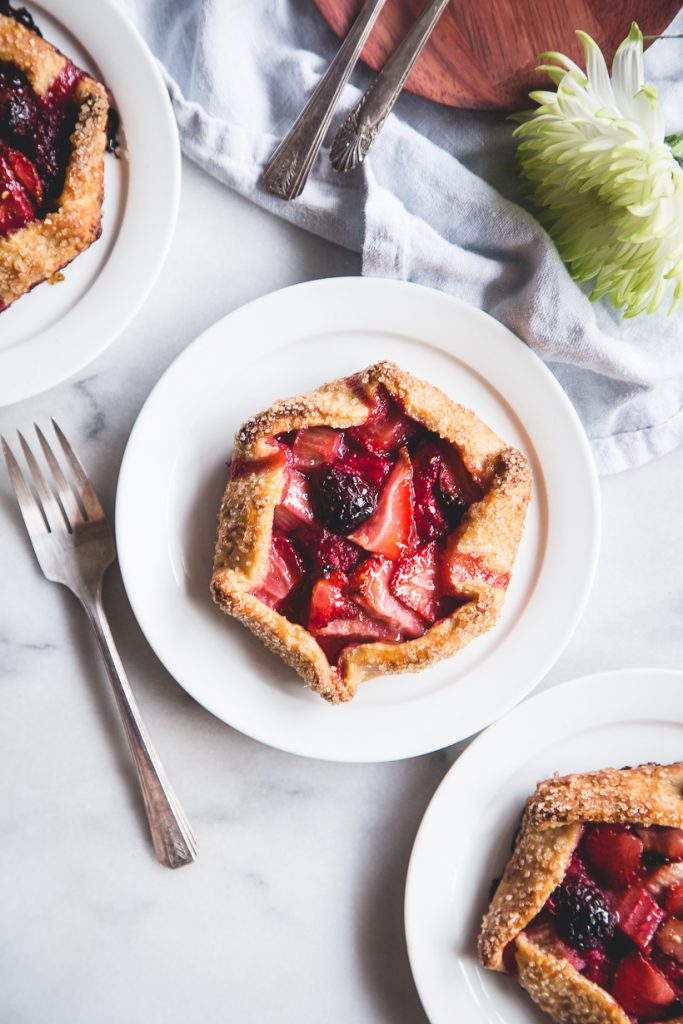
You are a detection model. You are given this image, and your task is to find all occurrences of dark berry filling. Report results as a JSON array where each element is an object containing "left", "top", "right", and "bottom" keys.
[
  {"left": 0, "top": 58, "right": 83, "bottom": 237},
  {"left": 503, "top": 823, "right": 683, "bottom": 1022},
  {"left": 238, "top": 380, "right": 491, "bottom": 670}
]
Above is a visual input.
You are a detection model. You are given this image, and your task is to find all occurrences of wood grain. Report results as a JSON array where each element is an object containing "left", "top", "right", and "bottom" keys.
[{"left": 313, "top": 0, "right": 682, "bottom": 110}]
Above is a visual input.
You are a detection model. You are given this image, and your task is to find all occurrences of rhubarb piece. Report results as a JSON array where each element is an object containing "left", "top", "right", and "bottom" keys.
[
  {"left": 253, "top": 536, "right": 304, "bottom": 609},
  {"left": 292, "top": 427, "right": 344, "bottom": 470},
  {"left": 615, "top": 885, "right": 667, "bottom": 952},
  {"left": 656, "top": 918, "right": 683, "bottom": 964},
  {"left": 525, "top": 921, "right": 587, "bottom": 972},
  {"left": 349, "top": 448, "right": 417, "bottom": 559},
  {"left": 273, "top": 468, "right": 314, "bottom": 532},
  {"left": 638, "top": 827, "right": 683, "bottom": 861},
  {"left": 666, "top": 881, "right": 683, "bottom": 917},
  {"left": 646, "top": 862, "right": 683, "bottom": 900}
]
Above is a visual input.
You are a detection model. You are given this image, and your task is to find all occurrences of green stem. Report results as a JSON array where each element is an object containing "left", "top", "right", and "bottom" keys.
[{"left": 666, "top": 133, "right": 683, "bottom": 169}]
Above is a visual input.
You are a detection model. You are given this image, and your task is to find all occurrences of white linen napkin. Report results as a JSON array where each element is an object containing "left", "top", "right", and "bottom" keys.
[{"left": 117, "top": 0, "right": 683, "bottom": 474}]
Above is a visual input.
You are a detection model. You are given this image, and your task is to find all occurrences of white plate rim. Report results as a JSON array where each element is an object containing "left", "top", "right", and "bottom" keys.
[
  {"left": 115, "top": 277, "right": 601, "bottom": 763},
  {"left": 404, "top": 667, "right": 683, "bottom": 1024},
  {"left": 0, "top": 0, "right": 181, "bottom": 407}
]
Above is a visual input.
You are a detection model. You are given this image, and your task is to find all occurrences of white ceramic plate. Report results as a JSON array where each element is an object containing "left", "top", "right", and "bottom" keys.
[
  {"left": 115, "top": 278, "right": 600, "bottom": 763},
  {"left": 0, "top": 0, "right": 180, "bottom": 406},
  {"left": 405, "top": 668, "right": 683, "bottom": 1024}
]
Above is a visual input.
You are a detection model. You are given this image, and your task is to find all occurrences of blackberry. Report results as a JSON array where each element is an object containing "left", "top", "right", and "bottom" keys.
[
  {"left": 316, "top": 466, "right": 377, "bottom": 535},
  {"left": 554, "top": 878, "right": 616, "bottom": 952}
]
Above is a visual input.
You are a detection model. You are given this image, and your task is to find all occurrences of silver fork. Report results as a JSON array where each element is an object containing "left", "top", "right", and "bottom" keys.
[
  {"left": 329, "top": 0, "right": 451, "bottom": 172},
  {"left": 2, "top": 421, "right": 197, "bottom": 869},
  {"left": 262, "top": 0, "right": 388, "bottom": 200}
]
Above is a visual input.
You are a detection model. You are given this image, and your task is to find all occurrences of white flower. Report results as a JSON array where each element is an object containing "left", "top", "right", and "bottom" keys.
[{"left": 514, "top": 23, "right": 683, "bottom": 317}]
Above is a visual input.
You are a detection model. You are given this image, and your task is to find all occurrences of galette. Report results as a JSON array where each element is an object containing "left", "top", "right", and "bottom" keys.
[
  {"left": 479, "top": 761, "right": 683, "bottom": 1024},
  {"left": 0, "top": 2, "right": 109, "bottom": 312},
  {"left": 211, "top": 361, "right": 532, "bottom": 703}
]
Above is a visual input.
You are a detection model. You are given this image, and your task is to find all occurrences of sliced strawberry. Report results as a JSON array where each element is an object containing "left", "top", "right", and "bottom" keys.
[
  {"left": 524, "top": 921, "right": 586, "bottom": 972},
  {"left": 411, "top": 441, "right": 449, "bottom": 541},
  {"left": 612, "top": 952, "right": 676, "bottom": 1018},
  {"left": 254, "top": 536, "right": 305, "bottom": 608},
  {"left": 646, "top": 863, "right": 683, "bottom": 901},
  {"left": 582, "top": 948, "right": 613, "bottom": 989},
  {"left": 295, "top": 525, "right": 363, "bottom": 574},
  {"left": 273, "top": 468, "right": 314, "bottom": 532},
  {"left": 438, "top": 444, "right": 482, "bottom": 509},
  {"left": 390, "top": 542, "right": 445, "bottom": 623},
  {"left": 637, "top": 827, "right": 683, "bottom": 861},
  {"left": 308, "top": 571, "right": 357, "bottom": 630},
  {"left": 656, "top": 918, "right": 683, "bottom": 964},
  {"left": 5, "top": 146, "right": 42, "bottom": 205},
  {"left": 652, "top": 947, "right": 683, "bottom": 993},
  {"left": 349, "top": 448, "right": 416, "bottom": 560},
  {"left": 584, "top": 825, "right": 643, "bottom": 888},
  {"left": 348, "top": 400, "right": 416, "bottom": 455},
  {"left": 0, "top": 144, "right": 38, "bottom": 235},
  {"left": 337, "top": 448, "right": 392, "bottom": 489},
  {"left": 615, "top": 886, "right": 667, "bottom": 952},
  {"left": 350, "top": 556, "right": 426, "bottom": 639},
  {"left": 314, "top": 616, "right": 400, "bottom": 644},
  {"left": 292, "top": 426, "right": 344, "bottom": 470}
]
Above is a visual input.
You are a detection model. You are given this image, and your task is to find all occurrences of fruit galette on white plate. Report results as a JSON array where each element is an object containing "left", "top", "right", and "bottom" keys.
[
  {"left": 0, "top": 2, "right": 109, "bottom": 311},
  {"left": 211, "top": 361, "right": 532, "bottom": 703},
  {"left": 479, "top": 762, "right": 683, "bottom": 1024}
]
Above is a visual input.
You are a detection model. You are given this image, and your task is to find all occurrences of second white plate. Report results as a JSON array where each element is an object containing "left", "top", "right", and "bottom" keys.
[
  {"left": 405, "top": 668, "right": 683, "bottom": 1024},
  {"left": 115, "top": 278, "right": 600, "bottom": 762},
  {"left": 0, "top": 0, "right": 180, "bottom": 406}
]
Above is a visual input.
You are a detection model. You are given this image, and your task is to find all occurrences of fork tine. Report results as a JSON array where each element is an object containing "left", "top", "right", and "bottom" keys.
[
  {"left": 51, "top": 419, "right": 105, "bottom": 521},
  {"left": 35, "top": 424, "right": 84, "bottom": 529},
  {"left": 2, "top": 435, "right": 50, "bottom": 538},
  {"left": 17, "top": 430, "right": 70, "bottom": 533}
]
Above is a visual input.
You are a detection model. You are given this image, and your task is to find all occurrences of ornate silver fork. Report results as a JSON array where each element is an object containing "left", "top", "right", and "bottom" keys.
[
  {"left": 2, "top": 421, "right": 197, "bottom": 869},
  {"left": 262, "top": 0, "right": 388, "bottom": 200},
  {"left": 330, "top": 0, "right": 451, "bottom": 172}
]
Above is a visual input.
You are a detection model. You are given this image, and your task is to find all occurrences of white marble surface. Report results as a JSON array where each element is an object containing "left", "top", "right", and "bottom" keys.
[{"left": 2, "top": 159, "right": 683, "bottom": 1024}]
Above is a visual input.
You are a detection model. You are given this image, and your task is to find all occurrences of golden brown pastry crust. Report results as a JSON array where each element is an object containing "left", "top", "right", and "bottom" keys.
[
  {"left": 0, "top": 14, "right": 108, "bottom": 309},
  {"left": 478, "top": 762, "right": 683, "bottom": 1024},
  {"left": 211, "top": 360, "right": 532, "bottom": 703}
]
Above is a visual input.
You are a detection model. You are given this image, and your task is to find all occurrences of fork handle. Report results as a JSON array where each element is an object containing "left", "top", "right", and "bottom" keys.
[
  {"left": 329, "top": 0, "right": 450, "bottom": 172},
  {"left": 83, "top": 593, "right": 197, "bottom": 869},
  {"left": 262, "top": 0, "right": 388, "bottom": 199}
]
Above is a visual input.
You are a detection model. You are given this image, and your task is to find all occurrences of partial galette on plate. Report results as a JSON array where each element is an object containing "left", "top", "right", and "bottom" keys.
[
  {"left": 479, "top": 762, "right": 683, "bottom": 1024},
  {"left": 211, "top": 361, "right": 532, "bottom": 703},
  {"left": 0, "top": 2, "right": 110, "bottom": 312}
]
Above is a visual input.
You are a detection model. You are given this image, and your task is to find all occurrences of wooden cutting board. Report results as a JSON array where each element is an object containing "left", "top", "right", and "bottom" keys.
[{"left": 313, "top": 0, "right": 682, "bottom": 110}]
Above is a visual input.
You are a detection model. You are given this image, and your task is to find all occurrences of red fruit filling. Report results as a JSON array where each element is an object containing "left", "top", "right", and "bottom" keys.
[
  {"left": 0, "top": 58, "right": 85, "bottom": 239},
  {"left": 235, "top": 382, "right": 488, "bottom": 669},
  {"left": 499, "top": 822, "right": 683, "bottom": 1021}
]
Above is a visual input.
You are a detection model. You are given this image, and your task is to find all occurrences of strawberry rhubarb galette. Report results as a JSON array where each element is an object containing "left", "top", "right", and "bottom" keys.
[
  {"left": 479, "top": 762, "right": 683, "bottom": 1024},
  {"left": 0, "top": 3, "right": 109, "bottom": 311},
  {"left": 211, "top": 361, "right": 531, "bottom": 703}
]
